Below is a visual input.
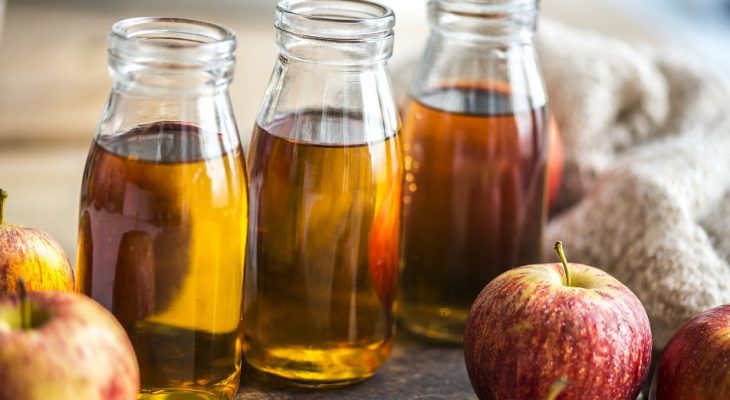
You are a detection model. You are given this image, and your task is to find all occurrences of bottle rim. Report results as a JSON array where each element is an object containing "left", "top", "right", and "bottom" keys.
[
  {"left": 109, "top": 17, "right": 236, "bottom": 67},
  {"left": 430, "top": 0, "right": 538, "bottom": 14},
  {"left": 275, "top": 0, "right": 395, "bottom": 42}
]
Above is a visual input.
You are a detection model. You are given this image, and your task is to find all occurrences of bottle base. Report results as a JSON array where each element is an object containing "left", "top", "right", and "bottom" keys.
[
  {"left": 138, "top": 369, "right": 240, "bottom": 400},
  {"left": 399, "top": 306, "right": 469, "bottom": 344},
  {"left": 138, "top": 389, "right": 231, "bottom": 400},
  {"left": 248, "top": 366, "right": 373, "bottom": 389},
  {"left": 244, "top": 343, "right": 390, "bottom": 388}
]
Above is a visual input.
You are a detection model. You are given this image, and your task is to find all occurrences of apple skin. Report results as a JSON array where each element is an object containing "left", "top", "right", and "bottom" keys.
[
  {"left": 0, "top": 291, "right": 139, "bottom": 399},
  {"left": 652, "top": 305, "right": 730, "bottom": 399},
  {"left": 464, "top": 262, "right": 652, "bottom": 400},
  {"left": 0, "top": 224, "right": 74, "bottom": 293}
]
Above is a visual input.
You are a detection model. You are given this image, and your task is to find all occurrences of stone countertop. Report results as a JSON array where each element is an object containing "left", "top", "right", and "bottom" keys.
[
  {"left": 234, "top": 330, "right": 657, "bottom": 399},
  {"left": 236, "top": 331, "right": 476, "bottom": 400}
]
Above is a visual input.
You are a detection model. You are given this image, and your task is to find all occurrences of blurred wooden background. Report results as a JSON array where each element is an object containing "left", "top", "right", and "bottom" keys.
[{"left": 0, "top": 0, "right": 675, "bottom": 261}]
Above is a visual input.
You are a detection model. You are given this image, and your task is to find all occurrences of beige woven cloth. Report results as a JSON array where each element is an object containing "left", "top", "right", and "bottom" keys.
[
  {"left": 395, "top": 20, "right": 730, "bottom": 349},
  {"left": 539, "top": 20, "right": 730, "bottom": 349}
]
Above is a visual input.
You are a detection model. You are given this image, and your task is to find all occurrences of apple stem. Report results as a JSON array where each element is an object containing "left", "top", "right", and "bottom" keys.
[
  {"left": 554, "top": 241, "right": 572, "bottom": 287},
  {"left": 18, "top": 278, "right": 31, "bottom": 330},
  {"left": 0, "top": 188, "right": 7, "bottom": 225},
  {"left": 545, "top": 377, "right": 570, "bottom": 400}
]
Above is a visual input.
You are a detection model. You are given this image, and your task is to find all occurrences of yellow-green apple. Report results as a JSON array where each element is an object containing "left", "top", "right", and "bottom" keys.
[
  {"left": 0, "top": 189, "right": 74, "bottom": 293},
  {"left": 464, "top": 242, "right": 652, "bottom": 399},
  {"left": 651, "top": 305, "right": 730, "bottom": 399},
  {"left": 0, "top": 285, "right": 139, "bottom": 399}
]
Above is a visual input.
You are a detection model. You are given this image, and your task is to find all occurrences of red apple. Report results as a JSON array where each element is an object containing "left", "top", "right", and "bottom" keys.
[
  {"left": 464, "top": 242, "right": 652, "bottom": 399},
  {"left": 651, "top": 305, "right": 730, "bottom": 399},
  {"left": 0, "top": 189, "right": 74, "bottom": 293},
  {"left": 0, "top": 285, "right": 139, "bottom": 399}
]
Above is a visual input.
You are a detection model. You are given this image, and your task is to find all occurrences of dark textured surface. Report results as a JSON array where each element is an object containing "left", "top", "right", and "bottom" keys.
[
  {"left": 235, "top": 331, "right": 477, "bottom": 400},
  {"left": 235, "top": 335, "right": 659, "bottom": 399}
]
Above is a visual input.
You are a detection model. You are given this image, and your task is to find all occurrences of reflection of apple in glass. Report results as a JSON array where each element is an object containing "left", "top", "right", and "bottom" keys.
[
  {"left": 464, "top": 242, "right": 652, "bottom": 400},
  {"left": 367, "top": 180, "right": 401, "bottom": 308},
  {"left": 0, "top": 189, "right": 74, "bottom": 293},
  {"left": 651, "top": 305, "right": 730, "bottom": 399},
  {"left": 546, "top": 115, "right": 563, "bottom": 209},
  {"left": 0, "top": 281, "right": 139, "bottom": 399}
]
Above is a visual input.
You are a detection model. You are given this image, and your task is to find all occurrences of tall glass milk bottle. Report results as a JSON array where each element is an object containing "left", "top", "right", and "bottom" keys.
[
  {"left": 244, "top": 0, "right": 403, "bottom": 387},
  {"left": 399, "top": 0, "right": 549, "bottom": 343},
  {"left": 76, "top": 17, "right": 247, "bottom": 399}
]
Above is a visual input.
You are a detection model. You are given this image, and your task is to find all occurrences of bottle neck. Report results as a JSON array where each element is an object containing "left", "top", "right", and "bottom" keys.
[
  {"left": 107, "top": 17, "right": 236, "bottom": 94},
  {"left": 411, "top": 1, "right": 546, "bottom": 112},
  {"left": 274, "top": 31, "right": 393, "bottom": 67},
  {"left": 256, "top": 55, "right": 398, "bottom": 145},
  {"left": 273, "top": 0, "right": 395, "bottom": 66},
  {"left": 108, "top": 44, "right": 234, "bottom": 94},
  {"left": 429, "top": 1, "right": 538, "bottom": 45},
  {"left": 95, "top": 17, "right": 241, "bottom": 157},
  {"left": 109, "top": 64, "right": 233, "bottom": 95},
  {"left": 256, "top": 0, "right": 399, "bottom": 145}
]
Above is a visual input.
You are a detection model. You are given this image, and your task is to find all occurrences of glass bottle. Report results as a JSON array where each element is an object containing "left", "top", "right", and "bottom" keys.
[
  {"left": 399, "top": 0, "right": 549, "bottom": 343},
  {"left": 244, "top": 0, "right": 402, "bottom": 387},
  {"left": 76, "top": 17, "right": 247, "bottom": 399}
]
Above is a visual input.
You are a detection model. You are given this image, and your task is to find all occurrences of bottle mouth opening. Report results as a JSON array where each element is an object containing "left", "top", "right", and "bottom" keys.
[
  {"left": 110, "top": 17, "right": 236, "bottom": 66},
  {"left": 275, "top": 0, "right": 395, "bottom": 41},
  {"left": 431, "top": 0, "right": 538, "bottom": 14}
]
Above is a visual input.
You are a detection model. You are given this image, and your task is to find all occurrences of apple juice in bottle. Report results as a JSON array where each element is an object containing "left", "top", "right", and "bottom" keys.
[
  {"left": 244, "top": 0, "right": 402, "bottom": 386},
  {"left": 76, "top": 18, "right": 246, "bottom": 399},
  {"left": 399, "top": 0, "right": 549, "bottom": 343}
]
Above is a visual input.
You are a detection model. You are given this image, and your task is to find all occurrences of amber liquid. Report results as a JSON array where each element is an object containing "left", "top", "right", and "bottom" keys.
[
  {"left": 399, "top": 85, "right": 547, "bottom": 343},
  {"left": 244, "top": 113, "right": 402, "bottom": 386},
  {"left": 76, "top": 122, "right": 248, "bottom": 399}
]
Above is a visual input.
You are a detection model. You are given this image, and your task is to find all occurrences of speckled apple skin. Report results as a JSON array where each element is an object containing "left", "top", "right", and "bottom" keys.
[
  {"left": 0, "top": 224, "right": 74, "bottom": 293},
  {"left": 653, "top": 305, "right": 730, "bottom": 400},
  {"left": 464, "top": 262, "right": 652, "bottom": 400},
  {"left": 0, "top": 291, "right": 139, "bottom": 399}
]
